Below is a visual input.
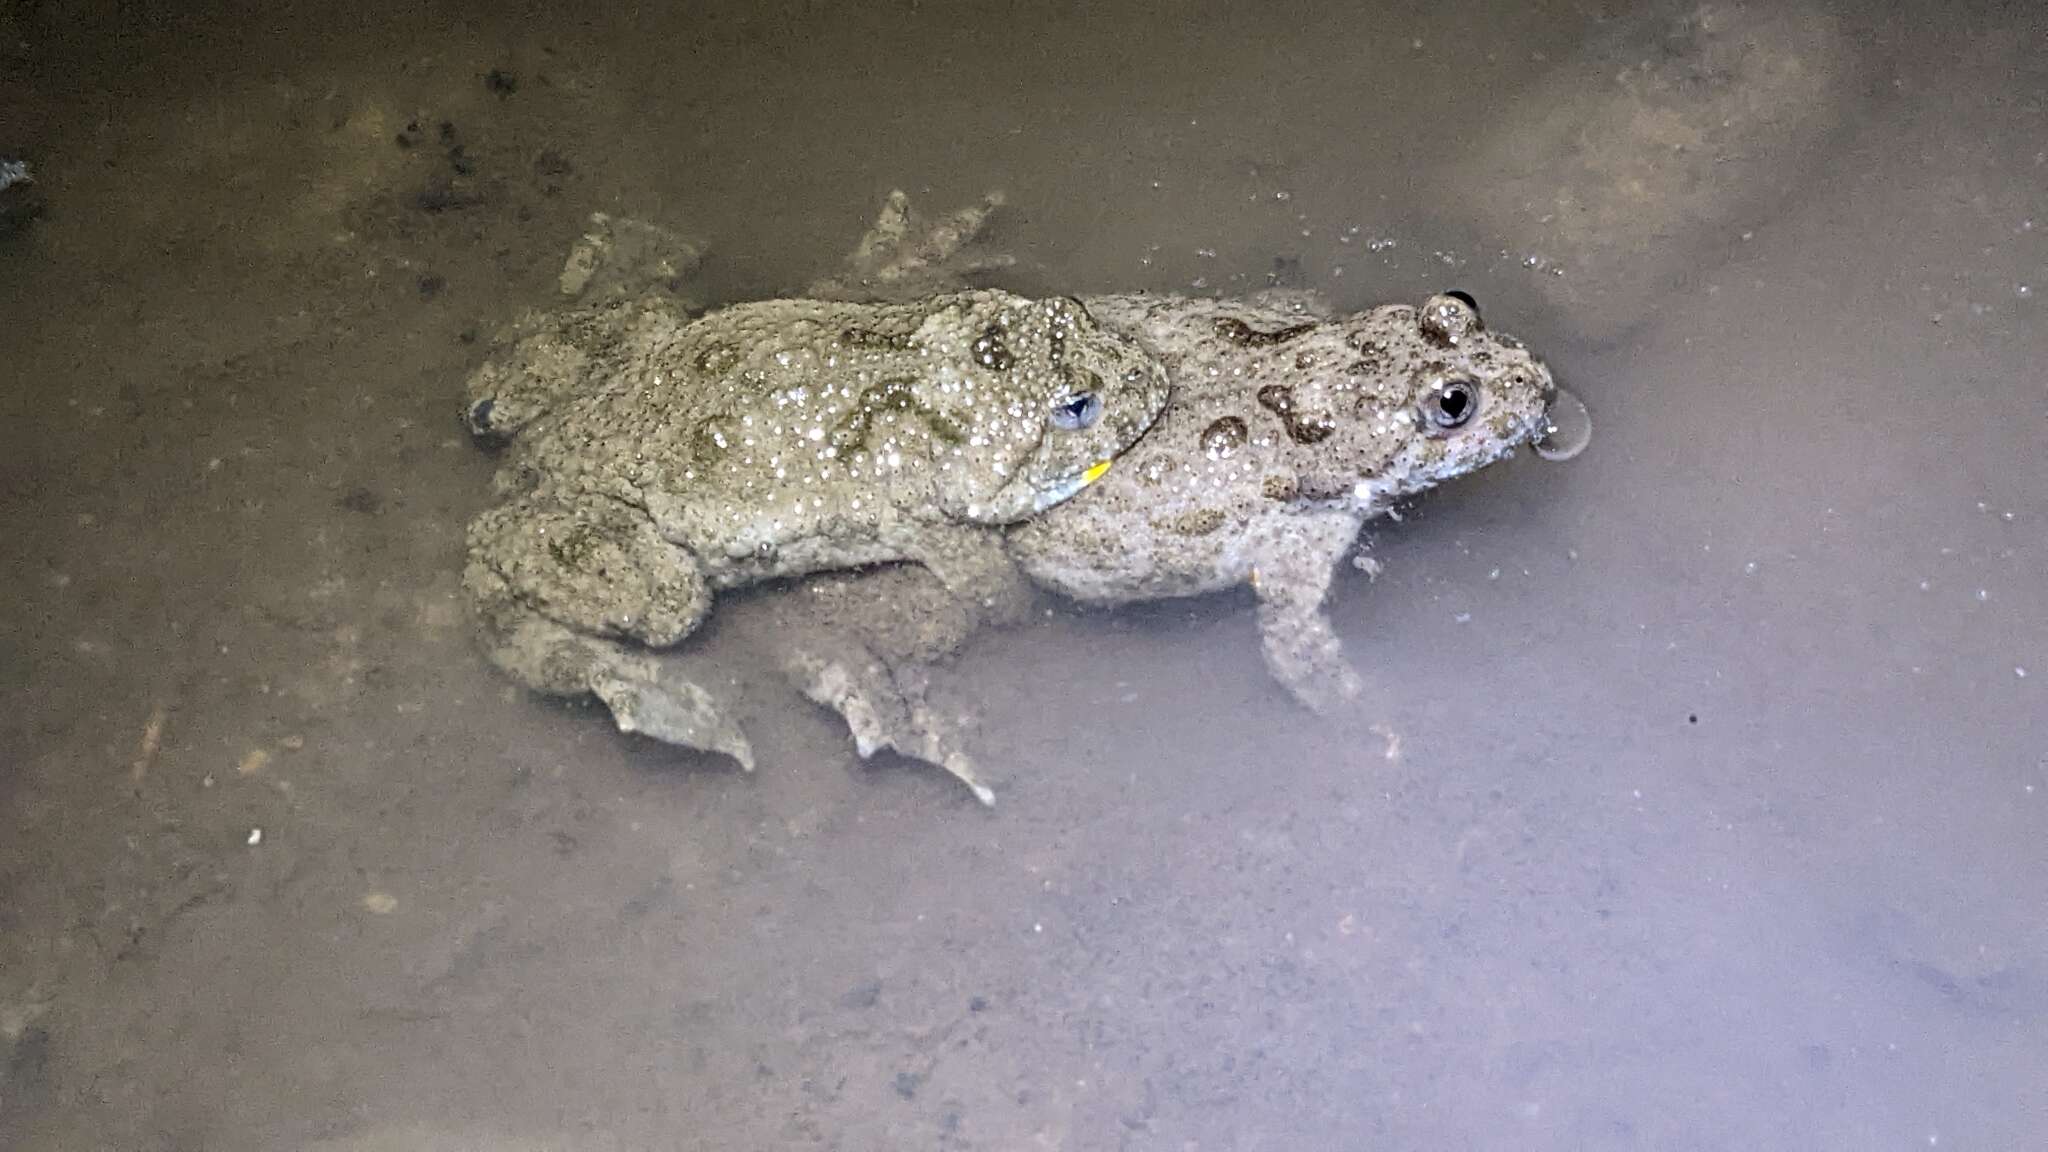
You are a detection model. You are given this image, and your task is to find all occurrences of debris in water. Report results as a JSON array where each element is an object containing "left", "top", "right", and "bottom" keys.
[
  {"left": 0, "top": 156, "right": 36, "bottom": 236},
  {"left": 131, "top": 703, "right": 166, "bottom": 784},
  {"left": 1369, "top": 723, "right": 1404, "bottom": 762}
]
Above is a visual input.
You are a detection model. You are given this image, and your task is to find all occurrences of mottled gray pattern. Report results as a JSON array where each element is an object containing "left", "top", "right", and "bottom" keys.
[{"left": 458, "top": 288, "right": 1170, "bottom": 724}]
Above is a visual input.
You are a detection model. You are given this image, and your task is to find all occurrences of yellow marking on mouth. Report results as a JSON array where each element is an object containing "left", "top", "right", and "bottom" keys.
[{"left": 1082, "top": 459, "right": 1113, "bottom": 486}]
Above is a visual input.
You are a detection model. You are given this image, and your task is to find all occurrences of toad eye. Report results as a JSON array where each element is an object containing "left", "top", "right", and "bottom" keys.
[
  {"left": 1050, "top": 391, "right": 1103, "bottom": 431},
  {"left": 1423, "top": 378, "right": 1480, "bottom": 431}
]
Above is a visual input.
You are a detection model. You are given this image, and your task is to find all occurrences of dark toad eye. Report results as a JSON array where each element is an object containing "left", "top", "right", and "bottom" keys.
[
  {"left": 1051, "top": 391, "right": 1103, "bottom": 431},
  {"left": 1424, "top": 378, "right": 1480, "bottom": 431},
  {"left": 468, "top": 397, "right": 497, "bottom": 433}
]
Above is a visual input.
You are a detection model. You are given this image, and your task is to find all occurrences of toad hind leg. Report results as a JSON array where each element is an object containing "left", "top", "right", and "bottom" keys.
[
  {"left": 785, "top": 644, "right": 994, "bottom": 807},
  {"left": 469, "top": 609, "right": 755, "bottom": 771},
  {"left": 466, "top": 494, "right": 712, "bottom": 649},
  {"left": 1248, "top": 511, "right": 1368, "bottom": 715},
  {"left": 466, "top": 496, "right": 751, "bottom": 767},
  {"left": 805, "top": 189, "right": 1015, "bottom": 301}
]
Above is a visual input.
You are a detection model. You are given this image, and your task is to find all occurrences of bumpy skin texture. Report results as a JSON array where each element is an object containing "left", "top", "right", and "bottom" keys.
[
  {"left": 1006, "top": 290, "right": 1556, "bottom": 710},
  {"left": 460, "top": 194, "right": 1567, "bottom": 802},
  {"left": 774, "top": 288, "right": 1557, "bottom": 799},
  {"left": 762, "top": 199, "right": 1564, "bottom": 800},
  {"left": 462, "top": 289, "right": 1171, "bottom": 675}
]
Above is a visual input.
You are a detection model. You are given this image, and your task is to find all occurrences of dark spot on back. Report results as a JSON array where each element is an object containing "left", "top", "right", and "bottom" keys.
[
  {"left": 832, "top": 377, "right": 966, "bottom": 449},
  {"left": 972, "top": 324, "right": 1013, "bottom": 370},
  {"left": 1214, "top": 316, "right": 1317, "bottom": 348},
  {"left": 1257, "top": 383, "right": 1335, "bottom": 444},
  {"left": 695, "top": 343, "right": 740, "bottom": 375},
  {"left": 838, "top": 326, "right": 915, "bottom": 352},
  {"left": 1171, "top": 508, "right": 1227, "bottom": 536},
  {"left": 1200, "top": 416, "right": 1249, "bottom": 459}
]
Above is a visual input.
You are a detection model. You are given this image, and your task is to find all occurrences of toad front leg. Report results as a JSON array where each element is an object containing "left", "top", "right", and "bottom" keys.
[
  {"left": 905, "top": 522, "right": 1038, "bottom": 630},
  {"left": 1246, "top": 510, "right": 1370, "bottom": 715}
]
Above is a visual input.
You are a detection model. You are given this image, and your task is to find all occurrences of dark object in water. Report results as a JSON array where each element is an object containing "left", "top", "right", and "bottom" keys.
[{"left": 1, "top": 158, "right": 44, "bottom": 237}]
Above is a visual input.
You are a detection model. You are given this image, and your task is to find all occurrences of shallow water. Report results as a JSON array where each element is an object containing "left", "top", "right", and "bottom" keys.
[{"left": 3, "top": 1, "right": 2045, "bottom": 1147}]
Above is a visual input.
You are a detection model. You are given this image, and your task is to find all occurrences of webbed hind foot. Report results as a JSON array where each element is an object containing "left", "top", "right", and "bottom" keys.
[{"left": 786, "top": 647, "right": 994, "bottom": 807}]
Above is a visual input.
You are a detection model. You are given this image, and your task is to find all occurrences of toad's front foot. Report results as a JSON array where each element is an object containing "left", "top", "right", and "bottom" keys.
[
  {"left": 1257, "top": 598, "right": 1365, "bottom": 716},
  {"left": 1275, "top": 645, "right": 1366, "bottom": 717}
]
